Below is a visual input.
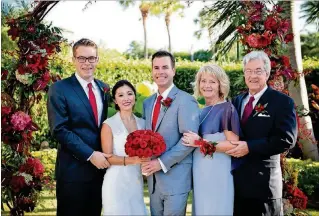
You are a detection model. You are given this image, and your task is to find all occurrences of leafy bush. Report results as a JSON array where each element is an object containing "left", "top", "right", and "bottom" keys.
[
  {"left": 31, "top": 149, "right": 57, "bottom": 182},
  {"left": 287, "top": 158, "right": 319, "bottom": 198}
]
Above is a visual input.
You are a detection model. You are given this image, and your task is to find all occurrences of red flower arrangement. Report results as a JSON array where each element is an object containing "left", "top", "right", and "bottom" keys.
[
  {"left": 285, "top": 184, "right": 308, "bottom": 209},
  {"left": 253, "top": 103, "right": 269, "bottom": 117},
  {"left": 195, "top": 138, "right": 218, "bottom": 158},
  {"left": 125, "top": 130, "right": 166, "bottom": 158}
]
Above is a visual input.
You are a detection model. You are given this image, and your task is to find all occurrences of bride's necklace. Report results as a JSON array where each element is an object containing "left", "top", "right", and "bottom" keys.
[{"left": 120, "top": 114, "right": 137, "bottom": 133}]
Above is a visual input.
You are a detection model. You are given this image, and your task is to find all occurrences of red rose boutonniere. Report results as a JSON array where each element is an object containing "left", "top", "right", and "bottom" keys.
[
  {"left": 253, "top": 103, "right": 269, "bottom": 117},
  {"left": 102, "top": 87, "right": 110, "bottom": 100},
  {"left": 161, "top": 97, "right": 173, "bottom": 112}
]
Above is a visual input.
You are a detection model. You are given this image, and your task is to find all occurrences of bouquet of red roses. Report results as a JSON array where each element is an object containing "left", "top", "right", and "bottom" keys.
[
  {"left": 195, "top": 138, "right": 217, "bottom": 158},
  {"left": 125, "top": 130, "right": 166, "bottom": 158}
]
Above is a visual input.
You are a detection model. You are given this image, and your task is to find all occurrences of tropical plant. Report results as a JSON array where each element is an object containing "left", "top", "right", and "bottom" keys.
[
  {"left": 301, "top": 33, "right": 319, "bottom": 58},
  {"left": 119, "top": 0, "right": 153, "bottom": 59},
  {"left": 152, "top": 0, "right": 185, "bottom": 52},
  {"left": 300, "top": 1, "right": 319, "bottom": 31}
]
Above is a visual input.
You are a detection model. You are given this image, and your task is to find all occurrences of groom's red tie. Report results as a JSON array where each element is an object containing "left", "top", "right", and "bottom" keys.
[
  {"left": 152, "top": 95, "right": 163, "bottom": 131},
  {"left": 242, "top": 96, "right": 255, "bottom": 124},
  {"left": 88, "top": 83, "right": 98, "bottom": 125}
]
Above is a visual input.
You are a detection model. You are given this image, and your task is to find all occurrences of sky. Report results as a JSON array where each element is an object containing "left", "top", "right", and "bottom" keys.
[
  {"left": 44, "top": 1, "right": 210, "bottom": 53},
  {"left": 3, "top": 0, "right": 316, "bottom": 53}
]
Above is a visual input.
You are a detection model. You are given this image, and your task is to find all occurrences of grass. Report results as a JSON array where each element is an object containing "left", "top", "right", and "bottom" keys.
[{"left": 1, "top": 184, "right": 318, "bottom": 216}]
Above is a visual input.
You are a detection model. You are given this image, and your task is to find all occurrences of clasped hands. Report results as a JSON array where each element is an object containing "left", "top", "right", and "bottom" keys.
[
  {"left": 90, "top": 151, "right": 112, "bottom": 169},
  {"left": 182, "top": 131, "right": 249, "bottom": 158}
]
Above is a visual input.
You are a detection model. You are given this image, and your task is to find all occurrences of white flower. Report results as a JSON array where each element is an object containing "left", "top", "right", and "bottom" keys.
[
  {"left": 15, "top": 70, "right": 33, "bottom": 85},
  {"left": 19, "top": 172, "right": 33, "bottom": 185}
]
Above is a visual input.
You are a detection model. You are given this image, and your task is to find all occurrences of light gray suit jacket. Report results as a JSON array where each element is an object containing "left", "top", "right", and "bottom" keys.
[{"left": 143, "top": 86, "right": 200, "bottom": 195}]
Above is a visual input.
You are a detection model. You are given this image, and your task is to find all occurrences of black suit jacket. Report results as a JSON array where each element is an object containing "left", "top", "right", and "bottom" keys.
[
  {"left": 47, "top": 74, "right": 109, "bottom": 182},
  {"left": 232, "top": 87, "right": 297, "bottom": 199}
]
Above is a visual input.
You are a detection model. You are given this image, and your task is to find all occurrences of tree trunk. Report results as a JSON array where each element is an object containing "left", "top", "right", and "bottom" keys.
[
  {"left": 287, "top": 1, "right": 319, "bottom": 160},
  {"left": 141, "top": 12, "right": 148, "bottom": 59},
  {"left": 165, "top": 13, "right": 172, "bottom": 52}
]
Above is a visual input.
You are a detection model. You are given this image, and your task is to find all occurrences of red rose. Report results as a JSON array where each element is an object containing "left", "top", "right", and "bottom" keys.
[
  {"left": 271, "top": 61, "right": 277, "bottom": 68},
  {"left": 143, "top": 148, "right": 153, "bottom": 158},
  {"left": 265, "top": 17, "right": 278, "bottom": 31},
  {"left": 139, "top": 141, "right": 148, "bottom": 149},
  {"left": 279, "top": 20, "right": 290, "bottom": 34},
  {"left": 1, "top": 106, "right": 12, "bottom": 115},
  {"left": 281, "top": 56, "right": 290, "bottom": 67},
  {"left": 1, "top": 69, "right": 8, "bottom": 80},
  {"left": 10, "top": 175, "right": 26, "bottom": 193},
  {"left": 152, "top": 145, "right": 162, "bottom": 156},
  {"left": 284, "top": 33, "right": 294, "bottom": 43},
  {"left": 136, "top": 149, "right": 144, "bottom": 158},
  {"left": 162, "top": 97, "right": 173, "bottom": 108},
  {"left": 246, "top": 34, "right": 260, "bottom": 48}
]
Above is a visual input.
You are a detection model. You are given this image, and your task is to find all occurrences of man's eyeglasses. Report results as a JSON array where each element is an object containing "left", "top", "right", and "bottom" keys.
[
  {"left": 75, "top": 56, "right": 98, "bottom": 63},
  {"left": 244, "top": 69, "right": 265, "bottom": 76}
]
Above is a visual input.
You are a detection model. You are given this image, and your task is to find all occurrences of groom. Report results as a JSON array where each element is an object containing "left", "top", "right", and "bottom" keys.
[
  {"left": 142, "top": 50, "right": 200, "bottom": 215},
  {"left": 47, "top": 38, "right": 111, "bottom": 216},
  {"left": 229, "top": 51, "right": 297, "bottom": 216}
]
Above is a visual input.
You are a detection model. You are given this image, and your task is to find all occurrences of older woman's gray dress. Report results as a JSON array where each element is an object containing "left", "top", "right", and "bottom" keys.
[{"left": 192, "top": 101, "right": 240, "bottom": 216}]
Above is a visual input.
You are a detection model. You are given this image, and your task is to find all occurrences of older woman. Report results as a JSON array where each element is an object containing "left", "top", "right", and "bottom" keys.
[{"left": 182, "top": 64, "right": 240, "bottom": 215}]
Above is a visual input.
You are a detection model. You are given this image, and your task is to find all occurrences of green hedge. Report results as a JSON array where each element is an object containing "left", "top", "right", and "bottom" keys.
[
  {"left": 287, "top": 158, "right": 319, "bottom": 198},
  {"left": 32, "top": 56, "right": 319, "bottom": 149}
]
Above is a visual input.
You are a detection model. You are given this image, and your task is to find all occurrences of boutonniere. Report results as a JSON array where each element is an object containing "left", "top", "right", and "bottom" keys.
[
  {"left": 101, "top": 86, "right": 110, "bottom": 100},
  {"left": 161, "top": 97, "right": 173, "bottom": 112},
  {"left": 253, "top": 102, "right": 269, "bottom": 117}
]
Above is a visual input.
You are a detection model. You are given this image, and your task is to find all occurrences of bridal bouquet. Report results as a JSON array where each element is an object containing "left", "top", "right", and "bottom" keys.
[
  {"left": 125, "top": 130, "right": 166, "bottom": 158},
  {"left": 195, "top": 138, "right": 218, "bottom": 158}
]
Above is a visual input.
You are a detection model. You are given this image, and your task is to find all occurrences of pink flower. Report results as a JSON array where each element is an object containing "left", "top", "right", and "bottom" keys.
[{"left": 10, "top": 111, "right": 32, "bottom": 131}]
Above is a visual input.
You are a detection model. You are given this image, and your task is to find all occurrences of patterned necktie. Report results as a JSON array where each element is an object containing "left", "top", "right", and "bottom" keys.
[
  {"left": 242, "top": 96, "right": 255, "bottom": 124},
  {"left": 152, "top": 95, "right": 163, "bottom": 131},
  {"left": 88, "top": 83, "right": 98, "bottom": 125}
]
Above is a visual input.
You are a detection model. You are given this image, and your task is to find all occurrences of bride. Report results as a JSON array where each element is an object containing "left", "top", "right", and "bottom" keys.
[{"left": 101, "top": 80, "right": 148, "bottom": 215}]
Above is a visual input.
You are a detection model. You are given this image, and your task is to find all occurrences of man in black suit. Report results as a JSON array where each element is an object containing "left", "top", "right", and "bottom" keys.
[
  {"left": 47, "top": 38, "right": 111, "bottom": 216},
  {"left": 229, "top": 51, "right": 297, "bottom": 216}
]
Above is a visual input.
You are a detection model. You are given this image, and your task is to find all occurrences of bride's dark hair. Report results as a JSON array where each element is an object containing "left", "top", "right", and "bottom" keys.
[{"left": 112, "top": 80, "right": 137, "bottom": 110}]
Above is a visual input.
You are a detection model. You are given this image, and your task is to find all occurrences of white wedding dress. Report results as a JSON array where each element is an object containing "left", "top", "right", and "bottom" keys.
[{"left": 102, "top": 112, "right": 148, "bottom": 215}]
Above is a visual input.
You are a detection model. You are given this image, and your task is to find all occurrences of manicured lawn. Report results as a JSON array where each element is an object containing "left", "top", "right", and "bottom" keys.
[{"left": 1, "top": 184, "right": 318, "bottom": 216}]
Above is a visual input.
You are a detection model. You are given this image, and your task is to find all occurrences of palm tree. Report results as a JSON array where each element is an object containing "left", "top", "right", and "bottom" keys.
[
  {"left": 300, "top": 1, "right": 319, "bottom": 30},
  {"left": 152, "top": 0, "right": 184, "bottom": 52},
  {"left": 119, "top": 0, "right": 152, "bottom": 59},
  {"left": 285, "top": 1, "right": 319, "bottom": 160}
]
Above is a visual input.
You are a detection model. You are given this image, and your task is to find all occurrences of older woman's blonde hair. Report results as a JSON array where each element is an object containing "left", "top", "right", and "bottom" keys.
[{"left": 193, "top": 64, "right": 230, "bottom": 99}]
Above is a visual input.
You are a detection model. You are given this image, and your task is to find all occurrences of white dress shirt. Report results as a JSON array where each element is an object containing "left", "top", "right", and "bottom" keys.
[
  {"left": 241, "top": 85, "right": 268, "bottom": 118},
  {"left": 152, "top": 83, "right": 175, "bottom": 173},
  {"left": 75, "top": 73, "right": 103, "bottom": 161}
]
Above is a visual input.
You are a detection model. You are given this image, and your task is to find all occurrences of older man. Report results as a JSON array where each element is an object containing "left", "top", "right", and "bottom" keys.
[{"left": 229, "top": 51, "right": 297, "bottom": 216}]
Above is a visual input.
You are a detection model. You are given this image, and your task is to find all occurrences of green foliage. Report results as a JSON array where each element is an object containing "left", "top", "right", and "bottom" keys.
[
  {"left": 301, "top": 33, "right": 319, "bottom": 58},
  {"left": 31, "top": 149, "right": 57, "bottom": 182},
  {"left": 125, "top": 40, "right": 156, "bottom": 59},
  {"left": 287, "top": 158, "right": 319, "bottom": 197}
]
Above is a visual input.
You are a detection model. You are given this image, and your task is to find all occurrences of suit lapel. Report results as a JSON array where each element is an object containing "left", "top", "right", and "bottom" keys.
[
  {"left": 95, "top": 79, "right": 109, "bottom": 126},
  {"left": 155, "top": 86, "right": 179, "bottom": 131},
  {"left": 70, "top": 74, "right": 96, "bottom": 124}
]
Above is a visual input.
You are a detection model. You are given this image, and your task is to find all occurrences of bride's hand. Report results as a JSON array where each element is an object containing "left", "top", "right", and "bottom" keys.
[
  {"left": 182, "top": 131, "right": 200, "bottom": 147},
  {"left": 132, "top": 156, "right": 150, "bottom": 164}
]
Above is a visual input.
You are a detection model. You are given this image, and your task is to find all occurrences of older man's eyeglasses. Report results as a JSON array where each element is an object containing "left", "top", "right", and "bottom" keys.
[
  {"left": 75, "top": 56, "right": 98, "bottom": 63},
  {"left": 244, "top": 69, "right": 265, "bottom": 76}
]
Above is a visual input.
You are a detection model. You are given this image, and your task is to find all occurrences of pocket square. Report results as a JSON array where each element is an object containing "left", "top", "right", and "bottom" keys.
[{"left": 258, "top": 113, "right": 270, "bottom": 117}]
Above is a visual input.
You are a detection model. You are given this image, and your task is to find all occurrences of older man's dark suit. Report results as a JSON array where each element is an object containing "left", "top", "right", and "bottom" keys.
[
  {"left": 47, "top": 74, "right": 109, "bottom": 216},
  {"left": 232, "top": 87, "right": 297, "bottom": 216}
]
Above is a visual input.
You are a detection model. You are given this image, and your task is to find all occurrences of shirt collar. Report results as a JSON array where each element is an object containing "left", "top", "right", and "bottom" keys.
[
  {"left": 248, "top": 85, "right": 268, "bottom": 101},
  {"left": 157, "top": 83, "right": 175, "bottom": 100},
  {"left": 75, "top": 72, "right": 97, "bottom": 90}
]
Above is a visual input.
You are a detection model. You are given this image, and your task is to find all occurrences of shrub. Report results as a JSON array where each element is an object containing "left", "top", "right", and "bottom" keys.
[{"left": 286, "top": 158, "right": 319, "bottom": 198}]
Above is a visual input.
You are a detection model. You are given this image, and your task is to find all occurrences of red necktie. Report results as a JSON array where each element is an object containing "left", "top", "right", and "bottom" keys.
[
  {"left": 88, "top": 83, "right": 98, "bottom": 125},
  {"left": 152, "top": 95, "right": 163, "bottom": 131},
  {"left": 242, "top": 96, "right": 255, "bottom": 124}
]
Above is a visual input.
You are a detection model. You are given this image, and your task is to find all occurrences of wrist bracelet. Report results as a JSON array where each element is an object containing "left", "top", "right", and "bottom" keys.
[{"left": 123, "top": 157, "right": 126, "bottom": 166}]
